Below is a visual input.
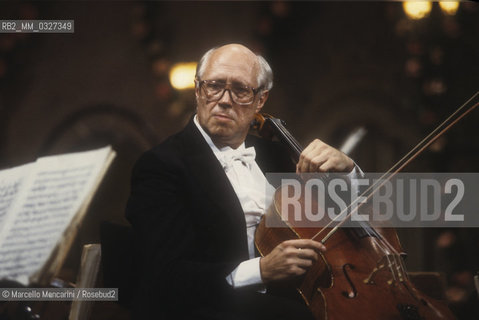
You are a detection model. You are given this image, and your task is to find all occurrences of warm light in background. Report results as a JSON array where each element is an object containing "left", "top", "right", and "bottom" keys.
[
  {"left": 403, "top": 1, "right": 432, "bottom": 20},
  {"left": 439, "top": 1, "right": 460, "bottom": 16},
  {"left": 169, "top": 62, "right": 197, "bottom": 90}
]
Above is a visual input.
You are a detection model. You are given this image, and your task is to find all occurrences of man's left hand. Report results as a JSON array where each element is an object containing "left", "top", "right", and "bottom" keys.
[{"left": 296, "top": 139, "right": 354, "bottom": 173}]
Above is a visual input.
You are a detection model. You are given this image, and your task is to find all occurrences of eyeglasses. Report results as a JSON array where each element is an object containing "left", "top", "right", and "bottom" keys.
[{"left": 196, "top": 79, "right": 263, "bottom": 106}]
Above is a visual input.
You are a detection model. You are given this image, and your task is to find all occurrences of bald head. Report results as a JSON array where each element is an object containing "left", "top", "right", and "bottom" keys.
[
  {"left": 213, "top": 44, "right": 258, "bottom": 61},
  {"left": 196, "top": 44, "right": 273, "bottom": 91}
]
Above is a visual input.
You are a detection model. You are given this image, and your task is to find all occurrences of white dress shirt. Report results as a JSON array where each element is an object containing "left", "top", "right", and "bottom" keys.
[{"left": 194, "top": 116, "right": 274, "bottom": 288}]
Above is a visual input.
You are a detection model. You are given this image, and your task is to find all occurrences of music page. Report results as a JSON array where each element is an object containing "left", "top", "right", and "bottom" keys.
[
  {"left": 0, "top": 163, "right": 33, "bottom": 229},
  {"left": 0, "top": 146, "right": 112, "bottom": 285}
]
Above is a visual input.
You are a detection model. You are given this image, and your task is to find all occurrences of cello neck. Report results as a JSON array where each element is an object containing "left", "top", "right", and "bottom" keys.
[{"left": 253, "top": 113, "right": 303, "bottom": 163}]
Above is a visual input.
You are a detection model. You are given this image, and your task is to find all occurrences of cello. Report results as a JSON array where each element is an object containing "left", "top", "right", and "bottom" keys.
[{"left": 254, "top": 92, "right": 479, "bottom": 319}]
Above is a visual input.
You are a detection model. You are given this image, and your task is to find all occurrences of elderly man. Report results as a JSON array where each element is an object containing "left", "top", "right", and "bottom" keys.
[{"left": 126, "top": 44, "right": 355, "bottom": 319}]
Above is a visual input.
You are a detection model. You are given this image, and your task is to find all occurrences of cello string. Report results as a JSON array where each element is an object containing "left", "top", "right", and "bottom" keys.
[
  {"left": 268, "top": 116, "right": 303, "bottom": 157},
  {"left": 269, "top": 111, "right": 411, "bottom": 279},
  {"left": 259, "top": 114, "right": 301, "bottom": 154},
  {"left": 276, "top": 121, "right": 303, "bottom": 156},
  {"left": 262, "top": 117, "right": 422, "bottom": 292}
]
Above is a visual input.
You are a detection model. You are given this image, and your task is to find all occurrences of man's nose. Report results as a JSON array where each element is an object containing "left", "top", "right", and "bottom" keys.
[{"left": 217, "top": 88, "right": 233, "bottom": 107}]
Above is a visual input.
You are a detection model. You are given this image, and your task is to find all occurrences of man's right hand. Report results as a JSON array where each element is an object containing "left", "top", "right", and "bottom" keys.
[{"left": 259, "top": 239, "right": 326, "bottom": 283}]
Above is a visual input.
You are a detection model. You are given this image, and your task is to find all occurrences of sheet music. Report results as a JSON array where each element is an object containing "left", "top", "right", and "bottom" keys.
[
  {"left": 0, "top": 164, "right": 33, "bottom": 229},
  {"left": 0, "top": 146, "right": 111, "bottom": 285}
]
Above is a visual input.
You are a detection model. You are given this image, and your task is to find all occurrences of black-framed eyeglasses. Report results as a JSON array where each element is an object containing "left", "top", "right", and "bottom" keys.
[{"left": 195, "top": 79, "right": 263, "bottom": 106}]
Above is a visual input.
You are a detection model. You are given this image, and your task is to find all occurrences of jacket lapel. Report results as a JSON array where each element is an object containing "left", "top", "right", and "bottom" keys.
[{"left": 178, "top": 119, "right": 248, "bottom": 254}]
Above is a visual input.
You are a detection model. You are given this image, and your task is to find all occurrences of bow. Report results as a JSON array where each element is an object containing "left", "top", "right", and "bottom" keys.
[{"left": 219, "top": 146, "right": 256, "bottom": 171}]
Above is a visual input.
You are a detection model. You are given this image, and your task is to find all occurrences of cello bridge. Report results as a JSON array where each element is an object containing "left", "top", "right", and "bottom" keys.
[
  {"left": 364, "top": 254, "right": 404, "bottom": 285},
  {"left": 363, "top": 263, "right": 386, "bottom": 285}
]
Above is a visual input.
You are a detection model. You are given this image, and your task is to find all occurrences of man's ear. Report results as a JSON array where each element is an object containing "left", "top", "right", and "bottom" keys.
[
  {"left": 195, "top": 84, "right": 200, "bottom": 99},
  {"left": 255, "top": 90, "right": 269, "bottom": 113}
]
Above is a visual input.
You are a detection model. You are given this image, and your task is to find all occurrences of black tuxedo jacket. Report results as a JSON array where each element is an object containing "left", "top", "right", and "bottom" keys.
[{"left": 125, "top": 118, "right": 294, "bottom": 318}]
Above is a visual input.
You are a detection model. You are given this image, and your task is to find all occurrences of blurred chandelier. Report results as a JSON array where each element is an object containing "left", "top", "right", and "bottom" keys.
[
  {"left": 169, "top": 62, "right": 197, "bottom": 90},
  {"left": 403, "top": 1, "right": 432, "bottom": 20},
  {"left": 439, "top": 1, "right": 459, "bottom": 16},
  {"left": 403, "top": 1, "right": 460, "bottom": 20}
]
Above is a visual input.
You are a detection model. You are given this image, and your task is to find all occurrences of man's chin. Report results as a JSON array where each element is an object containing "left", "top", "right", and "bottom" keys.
[
  {"left": 207, "top": 121, "right": 233, "bottom": 135},
  {"left": 205, "top": 125, "right": 234, "bottom": 143},
  {"left": 209, "top": 128, "right": 232, "bottom": 140}
]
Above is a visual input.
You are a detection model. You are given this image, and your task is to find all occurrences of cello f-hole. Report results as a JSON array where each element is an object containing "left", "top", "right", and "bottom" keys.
[{"left": 341, "top": 263, "right": 357, "bottom": 299}]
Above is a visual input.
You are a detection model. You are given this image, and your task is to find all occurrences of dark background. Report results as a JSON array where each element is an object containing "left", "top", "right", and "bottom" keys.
[{"left": 0, "top": 1, "right": 478, "bottom": 319}]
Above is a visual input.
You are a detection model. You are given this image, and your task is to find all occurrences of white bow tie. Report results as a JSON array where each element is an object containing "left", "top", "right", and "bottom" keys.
[{"left": 219, "top": 146, "right": 256, "bottom": 171}]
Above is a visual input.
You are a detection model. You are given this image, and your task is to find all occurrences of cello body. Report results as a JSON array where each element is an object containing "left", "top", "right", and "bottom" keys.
[{"left": 255, "top": 185, "right": 456, "bottom": 320}]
